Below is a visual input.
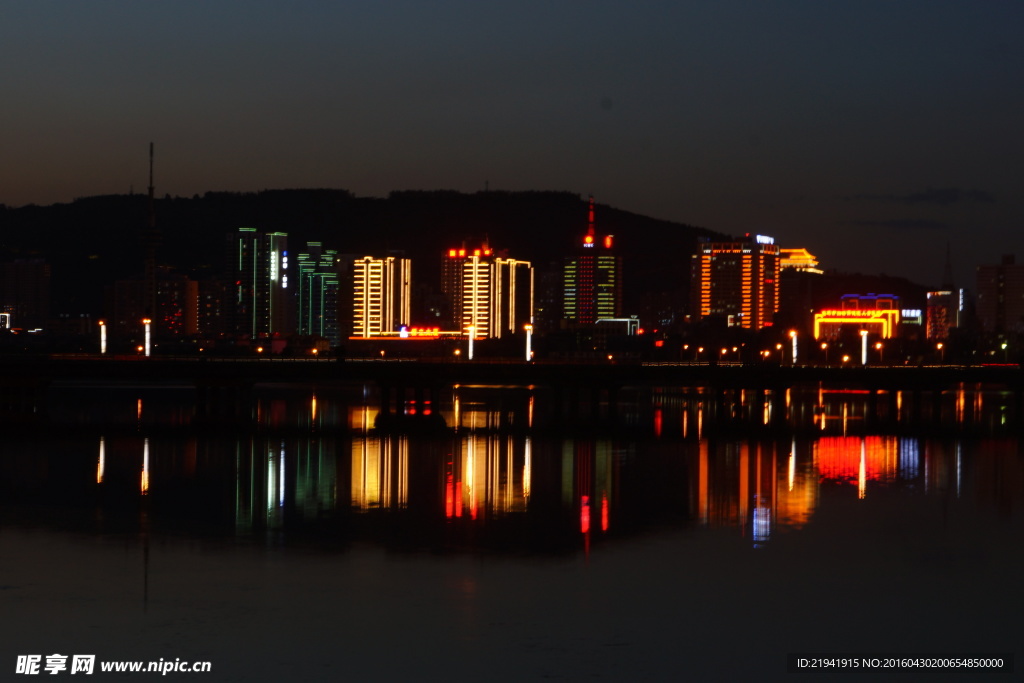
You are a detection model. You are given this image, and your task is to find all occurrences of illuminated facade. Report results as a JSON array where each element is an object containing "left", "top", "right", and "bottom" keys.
[
  {"left": 296, "top": 242, "right": 341, "bottom": 345},
  {"left": 926, "top": 289, "right": 962, "bottom": 340},
  {"left": 442, "top": 245, "right": 533, "bottom": 338},
  {"left": 976, "top": 254, "right": 1024, "bottom": 334},
  {"left": 692, "top": 234, "right": 780, "bottom": 329},
  {"left": 563, "top": 197, "right": 621, "bottom": 324},
  {"left": 226, "top": 227, "right": 290, "bottom": 338},
  {"left": 352, "top": 255, "right": 411, "bottom": 338},
  {"left": 813, "top": 294, "right": 901, "bottom": 339},
  {"left": 779, "top": 247, "right": 823, "bottom": 274}
]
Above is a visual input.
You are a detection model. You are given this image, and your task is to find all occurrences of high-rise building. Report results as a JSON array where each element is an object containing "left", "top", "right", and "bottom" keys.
[
  {"left": 975, "top": 254, "right": 1024, "bottom": 334},
  {"left": 108, "top": 268, "right": 199, "bottom": 339},
  {"left": 926, "top": 290, "right": 963, "bottom": 339},
  {"left": 352, "top": 256, "right": 411, "bottom": 338},
  {"left": 442, "top": 245, "right": 533, "bottom": 338},
  {"left": 225, "top": 228, "right": 290, "bottom": 338},
  {"left": 296, "top": 242, "right": 341, "bottom": 346},
  {"left": 691, "top": 234, "right": 780, "bottom": 329},
  {"left": 563, "top": 197, "right": 621, "bottom": 324},
  {"left": 0, "top": 258, "right": 51, "bottom": 330}
]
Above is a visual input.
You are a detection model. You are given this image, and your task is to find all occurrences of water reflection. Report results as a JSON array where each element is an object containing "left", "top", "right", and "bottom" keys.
[{"left": 0, "top": 386, "right": 1018, "bottom": 557}]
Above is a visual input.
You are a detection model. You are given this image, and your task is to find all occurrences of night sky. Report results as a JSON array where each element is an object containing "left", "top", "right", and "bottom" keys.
[{"left": 2, "top": 1, "right": 1022, "bottom": 287}]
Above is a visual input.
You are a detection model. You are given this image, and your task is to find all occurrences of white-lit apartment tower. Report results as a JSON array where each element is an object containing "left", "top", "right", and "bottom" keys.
[
  {"left": 352, "top": 256, "right": 411, "bottom": 338},
  {"left": 692, "top": 234, "right": 780, "bottom": 329},
  {"left": 563, "top": 196, "right": 621, "bottom": 324},
  {"left": 443, "top": 245, "right": 533, "bottom": 338}
]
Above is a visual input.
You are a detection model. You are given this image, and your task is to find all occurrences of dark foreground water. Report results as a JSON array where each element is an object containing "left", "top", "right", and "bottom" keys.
[{"left": 1, "top": 384, "right": 1021, "bottom": 681}]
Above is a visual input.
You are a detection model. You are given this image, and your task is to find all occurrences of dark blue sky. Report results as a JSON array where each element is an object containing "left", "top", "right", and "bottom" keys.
[{"left": 2, "top": 1, "right": 1022, "bottom": 286}]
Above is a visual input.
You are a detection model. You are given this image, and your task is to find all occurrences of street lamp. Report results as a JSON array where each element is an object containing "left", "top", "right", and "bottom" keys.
[
  {"left": 789, "top": 330, "right": 798, "bottom": 365},
  {"left": 524, "top": 323, "right": 533, "bottom": 361},
  {"left": 467, "top": 325, "right": 476, "bottom": 361},
  {"left": 142, "top": 318, "right": 152, "bottom": 357},
  {"left": 1001, "top": 342, "right": 1008, "bottom": 362},
  {"left": 859, "top": 329, "right": 868, "bottom": 366},
  {"left": 875, "top": 341, "right": 883, "bottom": 364},
  {"left": 937, "top": 342, "right": 944, "bottom": 363},
  {"left": 820, "top": 341, "right": 828, "bottom": 365},
  {"left": 98, "top": 320, "right": 107, "bottom": 355}
]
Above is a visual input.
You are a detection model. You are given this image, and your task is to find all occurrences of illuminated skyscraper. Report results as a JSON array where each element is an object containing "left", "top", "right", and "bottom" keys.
[
  {"left": 225, "top": 228, "right": 290, "bottom": 337},
  {"left": 296, "top": 242, "right": 341, "bottom": 345},
  {"left": 352, "top": 256, "right": 411, "bottom": 338},
  {"left": 691, "top": 234, "right": 780, "bottom": 329},
  {"left": 442, "top": 245, "right": 533, "bottom": 338},
  {"left": 563, "top": 197, "right": 621, "bottom": 324}
]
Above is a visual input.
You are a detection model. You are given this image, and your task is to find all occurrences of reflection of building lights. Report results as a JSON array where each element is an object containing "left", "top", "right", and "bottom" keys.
[
  {"left": 141, "top": 438, "right": 150, "bottom": 495},
  {"left": 97, "top": 436, "right": 105, "bottom": 484},
  {"left": 752, "top": 505, "right": 771, "bottom": 545}
]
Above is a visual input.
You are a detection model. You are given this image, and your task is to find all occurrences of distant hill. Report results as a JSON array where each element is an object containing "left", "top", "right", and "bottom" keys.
[{"left": 0, "top": 189, "right": 724, "bottom": 321}]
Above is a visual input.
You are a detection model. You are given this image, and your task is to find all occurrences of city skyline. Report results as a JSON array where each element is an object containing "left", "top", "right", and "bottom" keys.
[{"left": 2, "top": 2, "right": 1022, "bottom": 289}]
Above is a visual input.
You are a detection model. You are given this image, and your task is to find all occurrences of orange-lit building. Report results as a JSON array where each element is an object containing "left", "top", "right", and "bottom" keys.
[
  {"left": 352, "top": 255, "right": 411, "bottom": 338},
  {"left": 691, "top": 233, "right": 780, "bottom": 329},
  {"left": 442, "top": 244, "right": 533, "bottom": 339}
]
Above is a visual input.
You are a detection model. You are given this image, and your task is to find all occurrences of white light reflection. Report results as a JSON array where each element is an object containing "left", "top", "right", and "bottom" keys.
[
  {"left": 788, "top": 441, "right": 795, "bottom": 492},
  {"left": 752, "top": 504, "right": 771, "bottom": 546},
  {"left": 141, "top": 438, "right": 150, "bottom": 495},
  {"left": 898, "top": 438, "right": 919, "bottom": 480},
  {"left": 97, "top": 436, "right": 106, "bottom": 484}
]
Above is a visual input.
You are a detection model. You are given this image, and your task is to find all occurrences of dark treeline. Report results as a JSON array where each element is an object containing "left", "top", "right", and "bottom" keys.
[{"left": 0, "top": 189, "right": 721, "bottom": 320}]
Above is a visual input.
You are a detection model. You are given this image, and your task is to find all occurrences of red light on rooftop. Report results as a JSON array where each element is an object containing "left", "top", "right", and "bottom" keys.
[
  {"left": 448, "top": 249, "right": 457, "bottom": 257},
  {"left": 473, "top": 249, "right": 481, "bottom": 256},
  {"left": 583, "top": 235, "right": 594, "bottom": 245},
  {"left": 604, "top": 235, "right": 613, "bottom": 249},
  {"left": 483, "top": 249, "right": 491, "bottom": 256},
  {"left": 458, "top": 249, "right": 466, "bottom": 257}
]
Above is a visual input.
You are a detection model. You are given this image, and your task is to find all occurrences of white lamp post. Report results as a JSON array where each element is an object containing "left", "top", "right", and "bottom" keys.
[
  {"left": 467, "top": 325, "right": 476, "bottom": 361},
  {"left": 99, "top": 320, "right": 107, "bottom": 355},
  {"left": 524, "top": 324, "right": 533, "bottom": 361},
  {"left": 142, "top": 318, "right": 152, "bottom": 357},
  {"left": 860, "top": 329, "right": 868, "bottom": 366}
]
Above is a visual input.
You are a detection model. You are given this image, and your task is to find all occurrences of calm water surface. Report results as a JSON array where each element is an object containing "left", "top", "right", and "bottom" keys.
[{"left": 1, "top": 384, "right": 1021, "bottom": 681}]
